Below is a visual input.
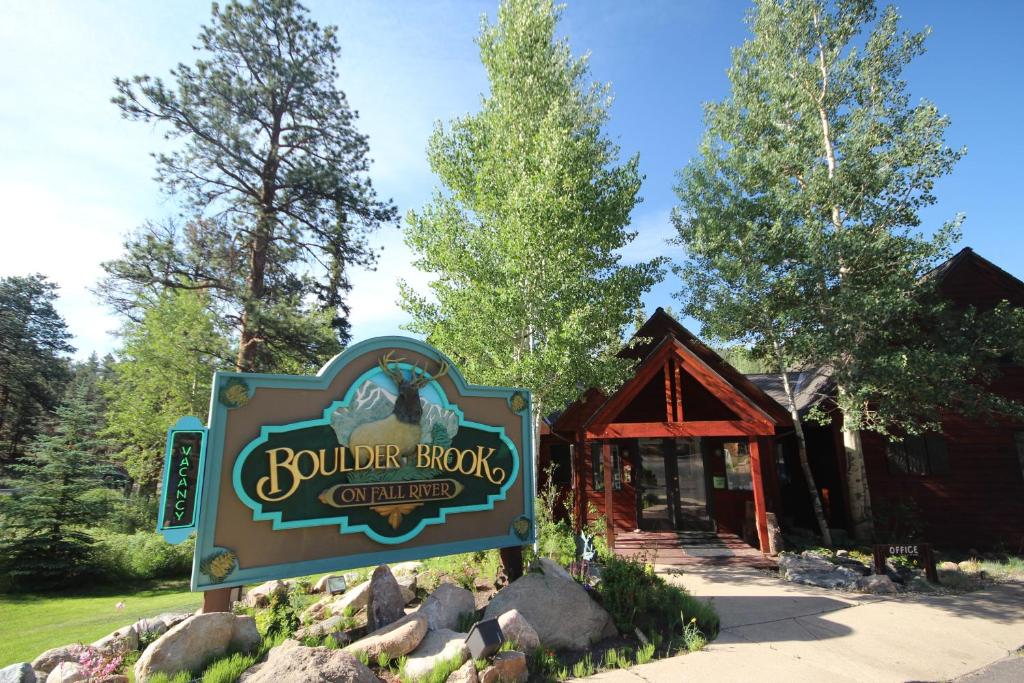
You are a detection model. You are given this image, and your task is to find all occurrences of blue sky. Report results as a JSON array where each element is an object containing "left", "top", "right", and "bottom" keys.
[{"left": 1, "top": 1, "right": 1022, "bottom": 359}]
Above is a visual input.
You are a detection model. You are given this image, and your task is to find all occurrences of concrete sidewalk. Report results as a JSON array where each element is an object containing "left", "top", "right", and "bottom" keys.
[{"left": 584, "top": 565, "right": 1024, "bottom": 683}]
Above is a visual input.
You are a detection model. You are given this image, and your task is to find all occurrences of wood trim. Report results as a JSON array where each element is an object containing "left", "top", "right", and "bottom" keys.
[
  {"left": 574, "top": 432, "right": 586, "bottom": 532},
  {"left": 664, "top": 360, "right": 674, "bottom": 422},
  {"left": 587, "top": 421, "right": 775, "bottom": 439},
  {"left": 587, "top": 336, "right": 780, "bottom": 431},
  {"left": 602, "top": 442, "right": 615, "bottom": 547},
  {"left": 748, "top": 436, "right": 771, "bottom": 554},
  {"left": 673, "top": 359, "right": 684, "bottom": 421}
]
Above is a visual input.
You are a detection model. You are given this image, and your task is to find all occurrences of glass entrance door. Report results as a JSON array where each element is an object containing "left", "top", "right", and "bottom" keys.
[
  {"left": 638, "top": 438, "right": 672, "bottom": 530},
  {"left": 675, "top": 438, "right": 711, "bottom": 530},
  {"left": 637, "top": 438, "right": 711, "bottom": 531}
]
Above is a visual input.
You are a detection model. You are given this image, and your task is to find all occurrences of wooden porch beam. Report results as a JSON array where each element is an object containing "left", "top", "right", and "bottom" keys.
[
  {"left": 663, "top": 360, "right": 674, "bottom": 422},
  {"left": 673, "top": 359, "right": 684, "bottom": 422},
  {"left": 587, "top": 420, "right": 775, "bottom": 439},
  {"left": 749, "top": 436, "right": 771, "bottom": 555}
]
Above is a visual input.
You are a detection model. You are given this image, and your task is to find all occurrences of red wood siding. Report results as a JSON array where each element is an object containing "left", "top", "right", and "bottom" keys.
[
  {"left": 861, "top": 368, "right": 1024, "bottom": 549},
  {"left": 583, "top": 443, "right": 637, "bottom": 532}
]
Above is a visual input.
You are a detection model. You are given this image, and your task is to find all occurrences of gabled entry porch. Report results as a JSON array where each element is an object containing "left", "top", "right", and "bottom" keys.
[{"left": 543, "top": 311, "right": 791, "bottom": 557}]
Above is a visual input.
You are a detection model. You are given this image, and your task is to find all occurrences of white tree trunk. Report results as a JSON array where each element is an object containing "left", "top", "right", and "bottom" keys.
[
  {"left": 841, "top": 412, "right": 874, "bottom": 542},
  {"left": 779, "top": 365, "right": 832, "bottom": 547}
]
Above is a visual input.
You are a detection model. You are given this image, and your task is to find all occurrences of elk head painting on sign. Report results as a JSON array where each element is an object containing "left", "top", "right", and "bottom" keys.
[{"left": 166, "top": 336, "right": 533, "bottom": 591}]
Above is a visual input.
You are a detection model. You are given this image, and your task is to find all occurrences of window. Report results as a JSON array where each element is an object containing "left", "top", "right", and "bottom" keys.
[
  {"left": 549, "top": 444, "right": 572, "bottom": 488},
  {"left": 591, "top": 443, "right": 623, "bottom": 491},
  {"left": 886, "top": 433, "right": 949, "bottom": 475},
  {"left": 723, "top": 441, "right": 753, "bottom": 491},
  {"left": 775, "top": 443, "right": 790, "bottom": 485}
]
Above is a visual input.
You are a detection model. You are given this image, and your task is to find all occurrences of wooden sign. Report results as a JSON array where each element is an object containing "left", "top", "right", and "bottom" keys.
[
  {"left": 873, "top": 542, "right": 938, "bottom": 583},
  {"left": 178, "top": 336, "right": 534, "bottom": 591}
]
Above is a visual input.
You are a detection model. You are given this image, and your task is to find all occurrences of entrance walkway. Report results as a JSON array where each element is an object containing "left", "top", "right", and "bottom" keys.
[
  {"left": 585, "top": 565, "right": 1024, "bottom": 682},
  {"left": 614, "top": 530, "right": 777, "bottom": 569}
]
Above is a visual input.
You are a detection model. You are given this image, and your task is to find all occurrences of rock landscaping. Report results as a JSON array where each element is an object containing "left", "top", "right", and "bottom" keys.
[
  {"left": 11, "top": 553, "right": 718, "bottom": 682},
  {"left": 776, "top": 549, "right": 993, "bottom": 594}
]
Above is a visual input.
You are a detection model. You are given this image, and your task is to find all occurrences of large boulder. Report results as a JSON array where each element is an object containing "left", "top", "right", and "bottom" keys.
[
  {"left": 32, "top": 649, "right": 80, "bottom": 678},
  {"left": 390, "top": 561, "right": 422, "bottom": 577},
  {"left": 31, "top": 648, "right": 76, "bottom": 676},
  {"left": 856, "top": 574, "right": 899, "bottom": 594},
  {"left": 778, "top": 552, "right": 861, "bottom": 590},
  {"left": 495, "top": 609, "right": 540, "bottom": 652},
  {"left": 244, "top": 580, "right": 290, "bottom": 608},
  {"left": 133, "top": 613, "right": 191, "bottom": 640},
  {"left": 0, "top": 663, "right": 36, "bottom": 683},
  {"left": 420, "top": 583, "right": 476, "bottom": 631},
  {"left": 482, "top": 651, "right": 527, "bottom": 683},
  {"left": 335, "top": 580, "right": 372, "bottom": 615},
  {"left": 91, "top": 625, "right": 139, "bottom": 655},
  {"left": 134, "top": 613, "right": 259, "bottom": 681},
  {"left": 446, "top": 659, "right": 479, "bottom": 683},
  {"left": 367, "top": 565, "right": 405, "bottom": 631},
  {"left": 44, "top": 663, "right": 85, "bottom": 683},
  {"left": 483, "top": 565, "right": 616, "bottom": 650},
  {"left": 344, "top": 612, "right": 428, "bottom": 660},
  {"left": 238, "top": 639, "right": 378, "bottom": 683},
  {"left": 402, "top": 629, "right": 470, "bottom": 682},
  {"left": 293, "top": 614, "right": 349, "bottom": 643},
  {"left": 397, "top": 573, "right": 417, "bottom": 604}
]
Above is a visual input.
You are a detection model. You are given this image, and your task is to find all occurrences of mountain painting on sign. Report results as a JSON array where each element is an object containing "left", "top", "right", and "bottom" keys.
[{"left": 181, "top": 336, "right": 533, "bottom": 591}]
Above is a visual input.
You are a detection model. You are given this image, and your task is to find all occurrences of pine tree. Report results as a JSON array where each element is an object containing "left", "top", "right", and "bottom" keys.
[
  {"left": 103, "top": 0, "right": 397, "bottom": 372},
  {"left": 0, "top": 274, "right": 73, "bottom": 471},
  {"left": 0, "top": 383, "right": 109, "bottom": 589}
]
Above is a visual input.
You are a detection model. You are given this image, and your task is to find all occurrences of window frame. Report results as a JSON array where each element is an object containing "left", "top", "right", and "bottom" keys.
[
  {"left": 591, "top": 443, "right": 623, "bottom": 492},
  {"left": 885, "top": 433, "right": 949, "bottom": 476},
  {"left": 722, "top": 440, "right": 753, "bottom": 491}
]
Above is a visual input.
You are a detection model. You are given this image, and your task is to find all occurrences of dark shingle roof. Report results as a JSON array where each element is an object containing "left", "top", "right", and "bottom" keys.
[{"left": 744, "top": 370, "right": 832, "bottom": 417}]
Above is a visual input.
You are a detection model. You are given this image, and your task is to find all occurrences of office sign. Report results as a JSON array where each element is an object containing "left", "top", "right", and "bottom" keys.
[{"left": 183, "top": 337, "right": 533, "bottom": 591}]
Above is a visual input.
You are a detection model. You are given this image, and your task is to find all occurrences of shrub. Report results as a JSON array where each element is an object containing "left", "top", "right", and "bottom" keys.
[
  {"left": 597, "top": 555, "right": 718, "bottom": 639},
  {"left": 89, "top": 529, "right": 193, "bottom": 581},
  {"left": 200, "top": 651, "right": 261, "bottom": 683},
  {"left": 256, "top": 591, "right": 301, "bottom": 639}
]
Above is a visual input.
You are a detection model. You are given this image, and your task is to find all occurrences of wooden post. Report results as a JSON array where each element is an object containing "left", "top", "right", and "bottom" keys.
[
  {"left": 673, "top": 359, "right": 684, "bottom": 422},
  {"left": 748, "top": 436, "right": 771, "bottom": 554},
  {"left": 574, "top": 433, "right": 587, "bottom": 533},
  {"left": 500, "top": 545, "right": 524, "bottom": 583},
  {"left": 202, "top": 587, "right": 232, "bottom": 613},
  {"left": 602, "top": 441, "right": 615, "bottom": 550},
  {"left": 663, "top": 361, "right": 675, "bottom": 421}
]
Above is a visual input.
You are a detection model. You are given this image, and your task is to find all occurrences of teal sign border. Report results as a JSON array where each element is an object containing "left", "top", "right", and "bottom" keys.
[
  {"left": 191, "top": 336, "right": 535, "bottom": 591},
  {"left": 157, "top": 416, "right": 208, "bottom": 545}
]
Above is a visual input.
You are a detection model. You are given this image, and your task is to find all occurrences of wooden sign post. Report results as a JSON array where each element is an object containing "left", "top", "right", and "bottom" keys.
[{"left": 873, "top": 542, "right": 938, "bottom": 583}]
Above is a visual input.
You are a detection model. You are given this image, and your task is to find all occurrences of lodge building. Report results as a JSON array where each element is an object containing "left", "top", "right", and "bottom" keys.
[{"left": 539, "top": 248, "right": 1024, "bottom": 554}]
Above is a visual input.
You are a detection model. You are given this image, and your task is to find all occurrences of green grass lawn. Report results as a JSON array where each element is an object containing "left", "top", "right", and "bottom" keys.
[{"left": 0, "top": 578, "right": 201, "bottom": 667}]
